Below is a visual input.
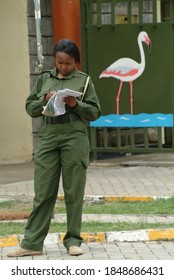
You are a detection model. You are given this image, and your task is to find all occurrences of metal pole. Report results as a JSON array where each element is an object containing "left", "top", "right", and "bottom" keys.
[{"left": 34, "top": 0, "right": 44, "bottom": 73}]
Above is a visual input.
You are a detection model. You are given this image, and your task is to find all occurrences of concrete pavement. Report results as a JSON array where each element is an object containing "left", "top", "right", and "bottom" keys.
[{"left": 0, "top": 153, "right": 174, "bottom": 260}]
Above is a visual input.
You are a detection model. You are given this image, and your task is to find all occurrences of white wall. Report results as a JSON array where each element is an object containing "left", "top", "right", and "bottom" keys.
[{"left": 0, "top": 0, "right": 32, "bottom": 162}]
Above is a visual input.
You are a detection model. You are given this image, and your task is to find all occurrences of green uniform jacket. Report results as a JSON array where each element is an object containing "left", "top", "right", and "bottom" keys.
[{"left": 26, "top": 68, "right": 101, "bottom": 121}]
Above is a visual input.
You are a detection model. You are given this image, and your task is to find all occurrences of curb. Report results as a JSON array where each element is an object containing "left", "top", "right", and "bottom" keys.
[
  {"left": 1, "top": 195, "right": 170, "bottom": 204},
  {"left": 1, "top": 228, "right": 174, "bottom": 248},
  {"left": 61, "top": 195, "right": 170, "bottom": 202}
]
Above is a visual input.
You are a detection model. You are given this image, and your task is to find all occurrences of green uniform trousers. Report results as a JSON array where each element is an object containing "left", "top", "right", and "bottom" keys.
[{"left": 21, "top": 115, "right": 90, "bottom": 251}]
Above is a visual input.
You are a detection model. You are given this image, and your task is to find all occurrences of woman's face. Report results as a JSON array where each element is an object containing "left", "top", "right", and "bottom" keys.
[{"left": 55, "top": 51, "right": 77, "bottom": 77}]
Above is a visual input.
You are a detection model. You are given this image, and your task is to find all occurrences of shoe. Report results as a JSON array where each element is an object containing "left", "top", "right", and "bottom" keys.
[
  {"left": 7, "top": 247, "right": 42, "bottom": 257},
  {"left": 68, "top": 246, "right": 83, "bottom": 256}
]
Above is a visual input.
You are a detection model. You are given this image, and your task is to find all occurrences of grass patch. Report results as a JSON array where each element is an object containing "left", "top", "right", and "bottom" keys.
[
  {"left": 0, "top": 200, "right": 32, "bottom": 212},
  {"left": 55, "top": 197, "right": 174, "bottom": 215},
  {"left": 81, "top": 197, "right": 174, "bottom": 215},
  {"left": 1, "top": 197, "right": 174, "bottom": 215},
  {"left": 0, "top": 222, "right": 174, "bottom": 237}
]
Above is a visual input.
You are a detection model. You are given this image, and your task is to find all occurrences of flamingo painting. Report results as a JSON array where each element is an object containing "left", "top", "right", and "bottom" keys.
[{"left": 99, "top": 31, "right": 151, "bottom": 115}]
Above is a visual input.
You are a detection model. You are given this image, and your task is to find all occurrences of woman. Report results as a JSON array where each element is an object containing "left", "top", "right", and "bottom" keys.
[{"left": 7, "top": 39, "right": 101, "bottom": 257}]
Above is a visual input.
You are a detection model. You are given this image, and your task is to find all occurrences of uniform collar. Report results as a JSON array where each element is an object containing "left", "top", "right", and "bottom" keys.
[{"left": 50, "top": 67, "right": 80, "bottom": 79}]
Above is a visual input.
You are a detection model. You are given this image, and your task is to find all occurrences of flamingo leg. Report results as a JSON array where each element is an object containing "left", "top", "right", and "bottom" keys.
[
  {"left": 116, "top": 80, "right": 123, "bottom": 115},
  {"left": 129, "top": 81, "right": 133, "bottom": 115}
]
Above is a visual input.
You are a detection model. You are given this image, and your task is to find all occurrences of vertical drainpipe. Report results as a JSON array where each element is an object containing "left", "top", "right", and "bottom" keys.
[{"left": 51, "top": 0, "right": 82, "bottom": 69}]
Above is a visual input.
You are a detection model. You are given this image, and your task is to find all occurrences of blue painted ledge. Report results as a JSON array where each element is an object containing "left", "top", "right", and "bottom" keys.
[{"left": 90, "top": 113, "right": 173, "bottom": 128}]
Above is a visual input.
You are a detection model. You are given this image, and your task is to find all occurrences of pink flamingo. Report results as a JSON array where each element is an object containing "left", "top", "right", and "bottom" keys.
[{"left": 99, "top": 31, "right": 151, "bottom": 115}]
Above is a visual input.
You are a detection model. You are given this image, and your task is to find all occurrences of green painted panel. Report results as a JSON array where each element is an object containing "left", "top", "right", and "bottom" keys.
[
  {"left": 84, "top": 23, "right": 173, "bottom": 115},
  {"left": 80, "top": 0, "right": 174, "bottom": 153}
]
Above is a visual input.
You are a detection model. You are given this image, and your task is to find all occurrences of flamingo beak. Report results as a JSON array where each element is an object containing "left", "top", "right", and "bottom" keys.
[{"left": 145, "top": 36, "right": 152, "bottom": 53}]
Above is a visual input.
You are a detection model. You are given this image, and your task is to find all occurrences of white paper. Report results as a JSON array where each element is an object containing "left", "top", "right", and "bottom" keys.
[{"left": 42, "top": 88, "right": 82, "bottom": 116}]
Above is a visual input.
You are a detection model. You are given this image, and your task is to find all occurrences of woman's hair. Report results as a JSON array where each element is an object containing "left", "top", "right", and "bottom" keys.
[{"left": 53, "top": 39, "right": 80, "bottom": 63}]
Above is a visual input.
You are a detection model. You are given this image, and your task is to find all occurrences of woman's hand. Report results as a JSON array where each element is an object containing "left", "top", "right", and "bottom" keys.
[
  {"left": 63, "top": 96, "right": 77, "bottom": 108},
  {"left": 45, "top": 91, "right": 56, "bottom": 102}
]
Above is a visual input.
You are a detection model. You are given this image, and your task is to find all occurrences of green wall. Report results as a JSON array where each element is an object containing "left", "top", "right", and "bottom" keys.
[{"left": 81, "top": 4, "right": 174, "bottom": 115}]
